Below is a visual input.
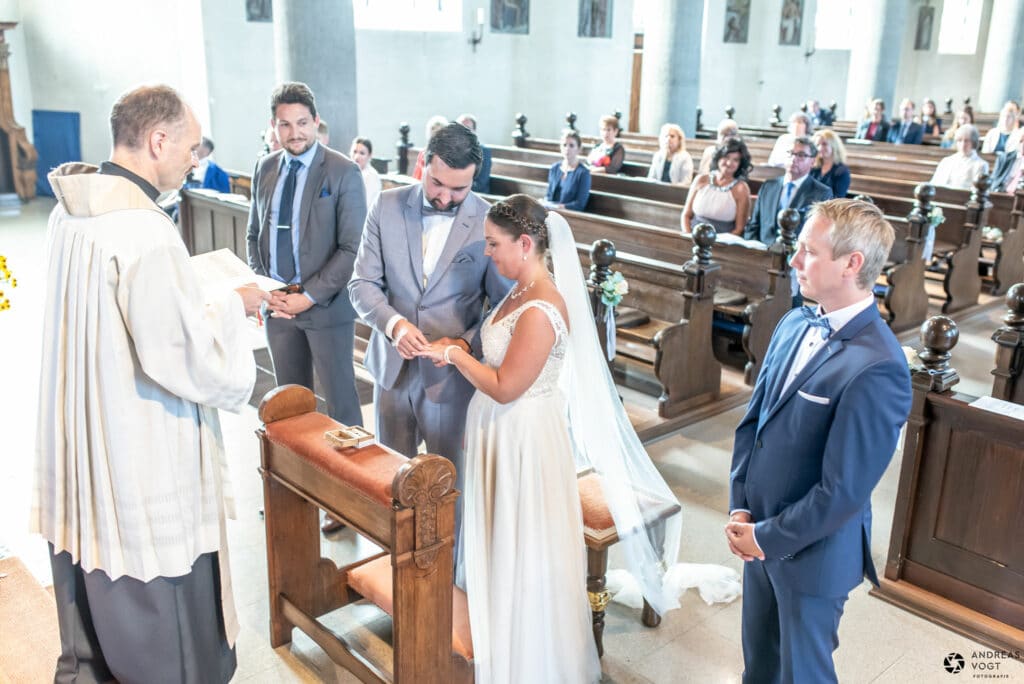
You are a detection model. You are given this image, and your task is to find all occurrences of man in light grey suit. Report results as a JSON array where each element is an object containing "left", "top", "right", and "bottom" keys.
[
  {"left": 247, "top": 82, "right": 367, "bottom": 427},
  {"left": 349, "top": 123, "right": 510, "bottom": 538}
]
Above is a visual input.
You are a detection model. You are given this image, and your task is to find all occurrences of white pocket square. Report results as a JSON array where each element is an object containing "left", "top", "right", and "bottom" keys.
[{"left": 797, "top": 390, "right": 830, "bottom": 405}]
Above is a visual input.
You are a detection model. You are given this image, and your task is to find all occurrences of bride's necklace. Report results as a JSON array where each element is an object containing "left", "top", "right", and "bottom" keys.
[{"left": 508, "top": 280, "right": 536, "bottom": 300}]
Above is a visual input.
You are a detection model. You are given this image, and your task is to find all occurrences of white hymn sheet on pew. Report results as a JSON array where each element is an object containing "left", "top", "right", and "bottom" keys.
[
  {"left": 190, "top": 248, "right": 284, "bottom": 293},
  {"left": 968, "top": 396, "right": 1024, "bottom": 421}
]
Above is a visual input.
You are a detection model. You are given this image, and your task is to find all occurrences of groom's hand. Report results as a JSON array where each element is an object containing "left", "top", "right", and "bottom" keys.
[
  {"left": 392, "top": 320, "right": 430, "bottom": 360},
  {"left": 726, "top": 520, "right": 765, "bottom": 562}
]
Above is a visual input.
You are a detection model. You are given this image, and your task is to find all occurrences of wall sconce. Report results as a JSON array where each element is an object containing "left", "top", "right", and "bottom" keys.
[{"left": 469, "top": 7, "right": 483, "bottom": 52}]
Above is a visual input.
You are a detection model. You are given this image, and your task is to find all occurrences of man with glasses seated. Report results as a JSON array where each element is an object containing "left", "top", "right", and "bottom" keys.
[{"left": 745, "top": 136, "right": 833, "bottom": 245}]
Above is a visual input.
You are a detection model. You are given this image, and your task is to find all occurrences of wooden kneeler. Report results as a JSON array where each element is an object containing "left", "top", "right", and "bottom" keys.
[
  {"left": 257, "top": 385, "right": 472, "bottom": 683},
  {"left": 577, "top": 473, "right": 682, "bottom": 657}
]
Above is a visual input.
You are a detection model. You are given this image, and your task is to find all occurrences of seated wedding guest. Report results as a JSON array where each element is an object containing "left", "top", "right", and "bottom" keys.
[
  {"left": 855, "top": 98, "right": 890, "bottom": 141},
  {"left": 544, "top": 129, "right": 591, "bottom": 211},
  {"left": 768, "top": 111, "right": 814, "bottom": 166},
  {"left": 317, "top": 120, "right": 330, "bottom": 147},
  {"left": 457, "top": 113, "right": 492, "bottom": 193},
  {"left": 262, "top": 126, "right": 281, "bottom": 155},
  {"left": 810, "top": 129, "right": 851, "bottom": 198},
  {"left": 746, "top": 136, "right": 833, "bottom": 245},
  {"left": 941, "top": 107, "right": 974, "bottom": 149},
  {"left": 185, "top": 137, "right": 230, "bottom": 193},
  {"left": 587, "top": 114, "right": 625, "bottom": 175},
  {"left": 681, "top": 137, "right": 751, "bottom": 235},
  {"left": 887, "top": 99, "right": 924, "bottom": 144},
  {"left": 991, "top": 132, "right": 1024, "bottom": 193},
  {"left": 412, "top": 114, "right": 448, "bottom": 179},
  {"left": 699, "top": 118, "right": 740, "bottom": 175},
  {"left": 648, "top": 123, "right": 693, "bottom": 185},
  {"left": 920, "top": 98, "right": 942, "bottom": 136},
  {"left": 806, "top": 99, "right": 833, "bottom": 127},
  {"left": 350, "top": 136, "right": 382, "bottom": 209},
  {"left": 931, "top": 124, "right": 989, "bottom": 189},
  {"left": 981, "top": 101, "right": 1023, "bottom": 154}
]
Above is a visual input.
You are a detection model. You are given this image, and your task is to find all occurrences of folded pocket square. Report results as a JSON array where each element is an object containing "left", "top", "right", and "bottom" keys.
[
  {"left": 797, "top": 390, "right": 830, "bottom": 405},
  {"left": 319, "top": 185, "right": 330, "bottom": 198}
]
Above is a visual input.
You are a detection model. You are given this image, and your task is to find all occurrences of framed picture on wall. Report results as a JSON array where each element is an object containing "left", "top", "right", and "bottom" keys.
[
  {"left": 724, "top": 0, "right": 750, "bottom": 44},
  {"left": 490, "top": 0, "right": 529, "bottom": 34},
  {"left": 779, "top": 0, "right": 803, "bottom": 46},
  {"left": 914, "top": 6, "right": 935, "bottom": 51},
  {"left": 579, "top": 0, "right": 613, "bottom": 38},
  {"left": 246, "top": 0, "right": 272, "bottom": 22}
]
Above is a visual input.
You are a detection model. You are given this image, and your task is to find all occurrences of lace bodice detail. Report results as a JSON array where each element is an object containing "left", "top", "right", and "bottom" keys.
[{"left": 481, "top": 298, "right": 568, "bottom": 398}]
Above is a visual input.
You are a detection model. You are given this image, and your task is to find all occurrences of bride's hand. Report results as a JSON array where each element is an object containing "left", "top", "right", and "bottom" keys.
[{"left": 415, "top": 342, "right": 448, "bottom": 366}]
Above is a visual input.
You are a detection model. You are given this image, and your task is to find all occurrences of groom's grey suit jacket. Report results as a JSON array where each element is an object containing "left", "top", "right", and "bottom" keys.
[{"left": 348, "top": 183, "right": 510, "bottom": 404}]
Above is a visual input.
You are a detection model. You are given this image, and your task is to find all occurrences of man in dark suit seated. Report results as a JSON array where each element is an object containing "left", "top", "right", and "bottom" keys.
[
  {"left": 806, "top": 99, "right": 833, "bottom": 127},
  {"left": 727, "top": 198, "right": 913, "bottom": 684},
  {"left": 745, "top": 136, "right": 833, "bottom": 244},
  {"left": 991, "top": 133, "right": 1024, "bottom": 193},
  {"left": 855, "top": 98, "right": 890, "bottom": 142},
  {"left": 457, "top": 113, "right": 492, "bottom": 194},
  {"left": 887, "top": 99, "right": 924, "bottom": 145}
]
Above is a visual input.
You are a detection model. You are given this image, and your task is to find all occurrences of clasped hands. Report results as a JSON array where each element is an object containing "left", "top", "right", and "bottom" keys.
[
  {"left": 392, "top": 320, "right": 468, "bottom": 366},
  {"left": 263, "top": 289, "right": 314, "bottom": 319},
  {"left": 725, "top": 511, "right": 765, "bottom": 562}
]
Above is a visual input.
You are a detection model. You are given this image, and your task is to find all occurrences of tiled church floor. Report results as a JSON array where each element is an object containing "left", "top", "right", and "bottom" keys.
[{"left": 2, "top": 198, "right": 1020, "bottom": 682}]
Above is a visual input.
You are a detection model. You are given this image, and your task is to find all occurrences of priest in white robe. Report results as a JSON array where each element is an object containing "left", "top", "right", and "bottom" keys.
[{"left": 33, "top": 84, "right": 268, "bottom": 684}]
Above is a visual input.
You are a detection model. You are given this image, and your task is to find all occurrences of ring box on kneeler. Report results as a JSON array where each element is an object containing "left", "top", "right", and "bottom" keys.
[{"left": 257, "top": 384, "right": 472, "bottom": 684}]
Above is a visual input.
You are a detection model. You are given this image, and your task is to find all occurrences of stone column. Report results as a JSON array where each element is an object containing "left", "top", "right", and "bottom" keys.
[
  {"left": 979, "top": 0, "right": 1024, "bottom": 111},
  {"left": 638, "top": 0, "right": 703, "bottom": 136},
  {"left": 843, "top": 0, "right": 908, "bottom": 120},
  {"left": 273, "top": 0, "right": 358, "bottom": 148}
]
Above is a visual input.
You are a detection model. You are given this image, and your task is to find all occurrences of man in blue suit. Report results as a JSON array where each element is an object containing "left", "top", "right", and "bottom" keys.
[
  {"left": 887, "top": 99, "right": 924, "bottom": 145},
  {"left": 727, "top": 199, "right": 912, "bottom": 683},
  {"left": 745, "top": 137, "right": 832, "bottom": 244}
]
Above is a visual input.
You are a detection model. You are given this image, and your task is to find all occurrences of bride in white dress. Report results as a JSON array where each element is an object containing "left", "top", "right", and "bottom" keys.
[{"left": 418, "top": 194, "right": 600, "bottom": 683}]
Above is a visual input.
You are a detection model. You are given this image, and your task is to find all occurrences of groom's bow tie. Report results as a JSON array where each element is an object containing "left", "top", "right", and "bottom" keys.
[
  {"left": 800, "top": 306, "right": 834, "bottom": 340},
  {"left": 421, "top": 203, "right": 458, "bottom": 218}
]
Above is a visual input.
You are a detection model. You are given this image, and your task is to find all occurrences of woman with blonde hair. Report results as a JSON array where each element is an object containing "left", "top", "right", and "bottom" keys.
[
  {"left": 647, "top": 123, "right": 693, "bottom": 185},
  {"left": 981, "top": 101, "right": 1023, "bottom": 154},
  {"left": 941, "top": 107, "right": 973, "bottom": 149},
  {"left": 810, "top": 129, "right": 851, "bottom": 198}
]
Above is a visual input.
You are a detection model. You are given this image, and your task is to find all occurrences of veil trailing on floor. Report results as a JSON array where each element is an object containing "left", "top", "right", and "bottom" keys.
[{"left": 545, "top": 211, "right": 740, "bottom": 615}]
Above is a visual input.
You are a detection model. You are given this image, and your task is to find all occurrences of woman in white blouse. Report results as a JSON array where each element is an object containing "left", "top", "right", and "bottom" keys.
[
  {"left": 350, "top": 136, "right": 382, "bottom": 209},
  {"left": 981, "top": 101, "right": 1023, "bottom": 154},
  {"left": 647, "top": 123, "right": 693, "bottom": 186},
  {"left": 931, "top": 124, "right": 989, "bottom": 190}
]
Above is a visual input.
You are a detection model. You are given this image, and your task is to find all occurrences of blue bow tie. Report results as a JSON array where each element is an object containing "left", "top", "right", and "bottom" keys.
[
  {"left": 421, "top": 203, "right": 458, "bottom": 218},
  {"left": 800, "top": 306, "right": 833, "bottom": 339}
]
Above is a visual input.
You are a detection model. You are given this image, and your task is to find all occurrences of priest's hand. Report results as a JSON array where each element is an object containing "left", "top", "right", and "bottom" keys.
[
  {"left": 268, "top": 292, "right": 314, "bottom": 318},
  {"left": 725, "top": 519, "right": 765, "bottom": 562},
  {"left": 234, "top": 284, "right": 271, "bottom": 317},
  {"left": 392, "top": 320, "right": 430, "bottom": 360}
]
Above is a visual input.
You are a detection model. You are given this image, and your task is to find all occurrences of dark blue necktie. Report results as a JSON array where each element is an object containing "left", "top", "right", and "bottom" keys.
[
  {"left": 780, "top": 181, "right": 795, "bottom": 210},
  {"left": 800, "top": 306, "right": 833, "bottom": 340},
  {"left": 276, "top": 159, "right": 302, "bottom": 282}
]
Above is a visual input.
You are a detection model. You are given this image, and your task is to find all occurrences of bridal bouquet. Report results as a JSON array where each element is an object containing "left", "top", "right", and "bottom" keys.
[
  {"left": 599, "top": 271, "right": 629, "bottom": 308},
  {"left": 928, "top": 206, "right": 945, "bottom": 228}
]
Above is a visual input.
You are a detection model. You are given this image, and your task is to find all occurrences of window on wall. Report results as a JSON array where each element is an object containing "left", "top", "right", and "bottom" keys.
[
  {"left": 937, "top": 0, "right": 983, "bottom": 55},
  {"left": 353, "top": 0, "right": 463, "bottom": 32},
  {"left": 813, "top": 0, "right": 857, "bottom": 50}
]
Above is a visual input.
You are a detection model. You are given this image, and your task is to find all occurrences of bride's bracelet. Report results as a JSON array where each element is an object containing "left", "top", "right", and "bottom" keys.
[{"left": 443, "top": 344, "right": 461, "bottom": 365}]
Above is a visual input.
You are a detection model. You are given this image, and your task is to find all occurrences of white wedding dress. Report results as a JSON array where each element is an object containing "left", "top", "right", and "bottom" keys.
[{"left": 457, "top": 296, "right": 602, "bottom": 684}]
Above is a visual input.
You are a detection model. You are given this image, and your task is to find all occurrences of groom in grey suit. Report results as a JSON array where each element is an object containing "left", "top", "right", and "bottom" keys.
[
  {"left": 247, "top": 82, "right": 367, "bottom": 427},
  {"left": 349, "top": 123, "right": 510, "bottom": 529}
]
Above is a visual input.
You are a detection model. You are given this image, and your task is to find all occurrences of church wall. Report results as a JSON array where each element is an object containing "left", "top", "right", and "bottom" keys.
[
  {"left": 18, "top": 0, "right": 210, "bottom": 168},
  {"left": 894, "top": 0, "right": 995, "bottom": 119},
  {"left": 0, "top": 0, "right": 34, "bottom": 145},
  {"left": 696, "top": 0, "right": 851, "bottom": 132}
]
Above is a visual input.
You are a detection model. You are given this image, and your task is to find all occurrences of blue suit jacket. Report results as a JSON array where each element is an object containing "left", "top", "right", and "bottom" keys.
[
  {"left": 729, "top": 304, "right": 911, "bottom": 597},
  {"left": 472, "top": 145, "right": 492, "bottom": 194},
  {"left": 744, "top": 176, "right": 832, "bottom": 244},
  {"left": 546, "top": 162, "right": 592, "bottom": 211},
  {"left": 887, "top": 121, "right": 924, "bottom": 145}
]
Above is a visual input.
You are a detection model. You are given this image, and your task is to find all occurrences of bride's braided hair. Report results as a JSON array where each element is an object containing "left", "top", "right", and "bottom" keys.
[{"left": 487, "top": 194, "right": 549, "bottom": 252}]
